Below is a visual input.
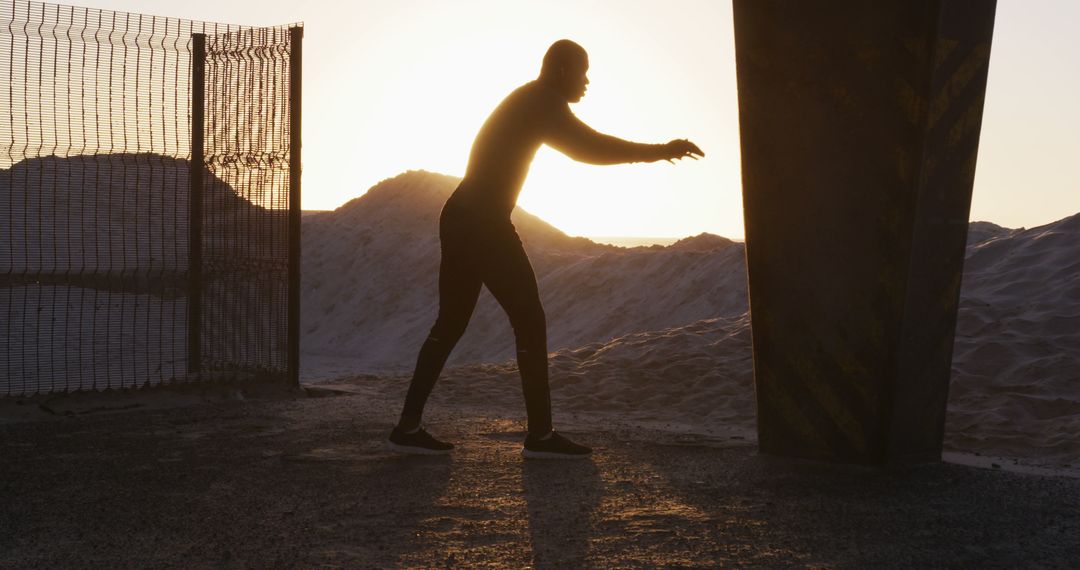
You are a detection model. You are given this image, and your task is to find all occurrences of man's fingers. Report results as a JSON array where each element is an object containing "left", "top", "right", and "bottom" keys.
[{"left": 664, "top": 139, "right": 704, "bottom": 162}]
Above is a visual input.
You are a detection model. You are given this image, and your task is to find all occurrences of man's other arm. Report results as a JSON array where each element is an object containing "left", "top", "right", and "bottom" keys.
[{"left": 543, "top": 100, "right": 668, "bottom": 165}]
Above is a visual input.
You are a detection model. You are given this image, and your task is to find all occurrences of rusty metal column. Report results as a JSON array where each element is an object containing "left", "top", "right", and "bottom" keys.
[
  {"left": 188, "top": 32, "right": 206, "bottom": 378},
  {"left": 287, "top": 26, "right": 302, "bottom": 387},
  {"left": 733, "top": 0, "right": 997, "bottom": 464}
]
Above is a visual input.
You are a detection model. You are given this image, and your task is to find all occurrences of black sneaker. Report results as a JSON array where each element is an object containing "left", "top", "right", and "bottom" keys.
[
  {"left": 521, "top": 430, "right": 592, "bottom": 460},
  {"left": 387, "top": 425, "right": 454, "bottom": 455}
]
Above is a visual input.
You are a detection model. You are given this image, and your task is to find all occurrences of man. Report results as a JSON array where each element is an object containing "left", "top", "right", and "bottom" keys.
[{"left": 389, "top": 39, "right": 704, "bottom": 459}]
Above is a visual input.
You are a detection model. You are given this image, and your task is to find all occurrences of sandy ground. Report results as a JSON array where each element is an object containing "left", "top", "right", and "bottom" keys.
[{"left": 2, "top": 384, "right": 1079, "bottom": 569}]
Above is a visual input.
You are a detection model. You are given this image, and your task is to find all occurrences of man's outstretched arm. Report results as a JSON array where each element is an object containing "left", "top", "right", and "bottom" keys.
[{"left": 544, "top": 102, "right": 704, "bottom": 165}]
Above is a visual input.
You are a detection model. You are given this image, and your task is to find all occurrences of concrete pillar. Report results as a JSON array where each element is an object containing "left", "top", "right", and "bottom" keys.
[{"left": 733, "top": 0, "right": 997, "bottom": 464}]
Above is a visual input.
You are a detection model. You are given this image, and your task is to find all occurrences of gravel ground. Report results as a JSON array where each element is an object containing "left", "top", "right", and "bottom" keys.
[{"left": 2, "top": 386, "right": 1079, "bottom": 569}]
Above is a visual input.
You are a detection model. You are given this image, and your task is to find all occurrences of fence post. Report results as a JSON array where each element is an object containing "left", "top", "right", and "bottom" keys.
[
  {"left": 188, "top": 33, "right": 205, "bottom": 378},
  {"left": 287, "top": 26, "right": 303, "bottom": 387}
]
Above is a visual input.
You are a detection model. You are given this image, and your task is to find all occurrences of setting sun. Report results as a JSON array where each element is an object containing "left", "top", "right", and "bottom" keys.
[
  {"left": 74, "top": 0, "right": 1080, "bottom": 240},
  {"left": 330, "top": 0, "right": 740, "bottom": 239}
]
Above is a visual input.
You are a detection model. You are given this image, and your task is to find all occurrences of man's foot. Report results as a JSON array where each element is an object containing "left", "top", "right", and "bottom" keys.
[
  {"left": 387, "top": 425, "right": 454, "bottom": 455},
  {"left": 521, "top": 429, "right": 592, "bottom": 459}
]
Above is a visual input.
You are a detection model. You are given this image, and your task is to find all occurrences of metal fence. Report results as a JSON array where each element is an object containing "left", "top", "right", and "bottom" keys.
[{"left": 1, "top": 0, "right": 301, "bottom": 396}]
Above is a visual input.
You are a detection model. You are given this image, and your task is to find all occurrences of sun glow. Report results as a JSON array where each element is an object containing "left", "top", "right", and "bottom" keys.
[
  {"left": 83, "top": 0, "right": 1080, "bottom": 237},
  {"left": 317, "top": 0, "right": 743, "bottom": 239}
]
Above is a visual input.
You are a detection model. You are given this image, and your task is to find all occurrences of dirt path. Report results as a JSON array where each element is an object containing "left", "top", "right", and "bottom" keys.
[{"left": 2, "top": 388, "right": 1079, "bottom": 568}]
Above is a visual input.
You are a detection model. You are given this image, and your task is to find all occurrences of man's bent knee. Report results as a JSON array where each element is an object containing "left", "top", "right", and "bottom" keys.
[{"left": 428, "top": 321, "right": 468, "bottom": 347}]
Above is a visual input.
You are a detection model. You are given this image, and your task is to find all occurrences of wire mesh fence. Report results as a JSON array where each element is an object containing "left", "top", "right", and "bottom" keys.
[
  {"left": 1, "top": 0, "right": 301, "bottom": 396},
  {"left": 198, "top": 26, "right": 300, "bottom": 382}
]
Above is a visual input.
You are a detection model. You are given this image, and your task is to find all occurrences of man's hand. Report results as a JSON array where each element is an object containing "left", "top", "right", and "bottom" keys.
[{"left": 662, "top": 139, "right": 705, "bottom": 163}]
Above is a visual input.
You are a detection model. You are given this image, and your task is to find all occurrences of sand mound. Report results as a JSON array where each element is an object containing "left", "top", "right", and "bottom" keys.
[
  {"left": 425, "top": 314, "right": 756, "bottom": 440},
  {"left": 1, "top": 154, "right": 286, "bottom": 393},
  {"left": 305, "top": 170, "right": 1079, "bottom": 466},
  {"left": 300, "top": 170, "right": 747, "bottom": 370},
  {"left": 946, "top": 213, "right": 1080, "bottom": 463}
]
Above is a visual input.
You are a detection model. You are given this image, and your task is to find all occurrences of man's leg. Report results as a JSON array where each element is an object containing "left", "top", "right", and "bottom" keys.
[
  {"left": 481, "top": 231, "right": 590, "bottom": 458},
  {"left": 397, "top": 229, "right": 482, "bottom": 431},
  {"left": 479, "top": 231, "right": 553, "bottom": 437}
]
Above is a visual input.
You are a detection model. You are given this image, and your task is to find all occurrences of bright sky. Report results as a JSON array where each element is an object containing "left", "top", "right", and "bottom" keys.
[{"left": 81, "top": 0, "right": 1080, "bottom": 239}]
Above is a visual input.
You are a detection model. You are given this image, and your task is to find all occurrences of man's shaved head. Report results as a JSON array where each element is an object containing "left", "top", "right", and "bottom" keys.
[
  {"left": 540, "top": 40, "right": 588, "bottom": 79},
  {"left": 540, "top": 40, "right": 589, "bottom": 103}
]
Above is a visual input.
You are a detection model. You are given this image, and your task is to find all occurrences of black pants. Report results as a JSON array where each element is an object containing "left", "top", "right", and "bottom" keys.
[{"left": 399, "top": 189, "right": 552, "bottom": 435}]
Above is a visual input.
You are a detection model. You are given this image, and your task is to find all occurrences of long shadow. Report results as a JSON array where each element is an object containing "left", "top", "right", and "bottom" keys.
[
  {"left": 521, "top": 455, "right": 604, "bottom": 569},
  {"left": 161, "top": 415, "right": 459, "bottom": 567},
  {"left": 343, "top": 453, "right": 454, "bottom": 565},
  {"left": 0, "top": 402, "right": 459, "bottom": 567},
  {"left": 275, "top": 429, "right": 456, "bottom": 567},
  {"left": 640, "top": 443, "right": 1080, "bottom": 567}
]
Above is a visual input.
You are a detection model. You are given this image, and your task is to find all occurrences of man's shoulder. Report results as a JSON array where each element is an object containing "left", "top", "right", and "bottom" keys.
[{"left": 508, "top": 80, "right": 567, "bottom": 112}]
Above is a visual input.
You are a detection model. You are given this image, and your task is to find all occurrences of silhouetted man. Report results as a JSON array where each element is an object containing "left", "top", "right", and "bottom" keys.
[{"left": 389, "top": 39, "right": 704, "bottom": 458}]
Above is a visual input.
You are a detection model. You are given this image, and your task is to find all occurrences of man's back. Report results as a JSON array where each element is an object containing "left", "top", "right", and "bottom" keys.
[
  {"left": 461, "top": 80, "right": 667, "bottom": 215},
  {"left": 460, "top": 81, "right": 552, "bottom": 212},
  {"left": 460, "top": 81, "right": 562, "bottom": 215}
]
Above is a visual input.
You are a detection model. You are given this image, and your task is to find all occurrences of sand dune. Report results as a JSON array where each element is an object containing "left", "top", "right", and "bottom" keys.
[
  {"left": 947, "top": 212, "right": 1080, "bottom": 463},
  {"left": 304, "top": 170, "right": 1080, "bottom": 466},
  {"left": 0, "top": 153, "right": 285, "bottom": 273},
  {"left": 1, "top": 154, "right": 289, "bottom": 392},
  {"left": 300, "top": 171, "right": 747, "bottom": 370}
]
